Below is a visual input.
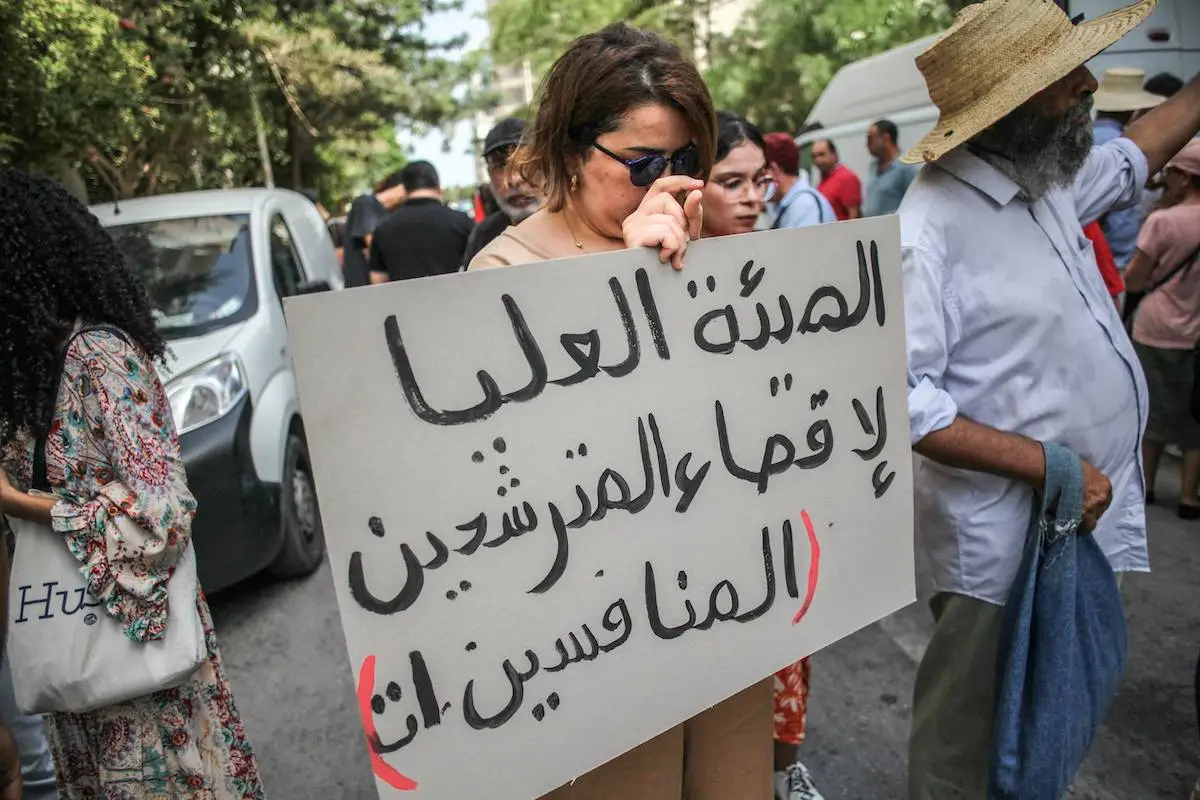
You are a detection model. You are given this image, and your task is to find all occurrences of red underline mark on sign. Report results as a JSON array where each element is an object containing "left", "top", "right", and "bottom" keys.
[
  {"left": 356, "top": 655, "right": 419, "bottom": 791},
  {"left": 791, "top": 510, "right": 821, "bottom": 625}
]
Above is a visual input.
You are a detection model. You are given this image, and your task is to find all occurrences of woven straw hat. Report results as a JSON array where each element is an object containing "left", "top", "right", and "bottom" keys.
[
  {"left": 1094, "top": 67, "right": 1167, "bottom": 112},
  {"left": 901, "top": 0, "right": 1158, "bottom": 165}
]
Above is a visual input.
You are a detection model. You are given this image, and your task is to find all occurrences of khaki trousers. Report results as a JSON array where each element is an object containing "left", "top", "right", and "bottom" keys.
[
  {"left": 539, "top": 678, "right": 774, "bottom": 800},
  {"left": 908, "top": 581, "right": 1124, "bottom": 799},
  {"left": 907, "top": 592, "right": 1005, "bottom": 800}
]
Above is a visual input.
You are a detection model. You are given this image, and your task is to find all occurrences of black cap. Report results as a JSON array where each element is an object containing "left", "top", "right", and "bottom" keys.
[{"left": 483, "top": 117, "right": 526, "bottom": 157}]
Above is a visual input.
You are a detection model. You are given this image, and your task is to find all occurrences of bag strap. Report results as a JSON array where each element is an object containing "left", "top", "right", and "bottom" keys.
[
  {"left": 32, "top": 324, "right": 132, "bottom": 493},
  {"left": 1038, "top": 442, "right": 1085, "bottom": 530},
  {"left": 772, "top": 187, "right": 828, "bottom": 229}
]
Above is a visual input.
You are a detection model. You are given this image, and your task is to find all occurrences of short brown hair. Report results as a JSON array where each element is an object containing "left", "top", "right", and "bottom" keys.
[{"left": 513, "top": 23, "right": 717, "bottom": 212}]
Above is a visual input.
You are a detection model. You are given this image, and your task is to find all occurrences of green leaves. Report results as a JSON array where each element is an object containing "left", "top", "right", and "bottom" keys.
[
  {"left": 1, "top": 0, "right": 471, "bottom": 202},
  {"left": 483, "top": 0, "right": 953, "bottom": 134},
  {"left": 0, "top": 0, "right": 149, "bottom": 172}
]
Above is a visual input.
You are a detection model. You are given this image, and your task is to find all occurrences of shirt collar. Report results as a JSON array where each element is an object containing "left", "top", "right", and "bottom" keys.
[{"left": 933, "top": 146, "right": 1023, "bottom": 206}]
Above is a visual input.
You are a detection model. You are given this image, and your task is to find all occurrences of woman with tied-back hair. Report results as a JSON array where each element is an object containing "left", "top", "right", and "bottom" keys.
[
  {"left": 0, "top": 168, "right": 265, "bottom": 799},
  {"left": 470, "top": 23, "right": 774, "bottom": 800}
]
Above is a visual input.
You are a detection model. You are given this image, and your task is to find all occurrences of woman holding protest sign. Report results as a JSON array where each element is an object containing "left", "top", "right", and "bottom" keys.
[
  {"left": 469, "top": 23, "right": 774, "bottom": 800},
  {"left": 700, "top": 110, "right": 824, "bottom": 800}
]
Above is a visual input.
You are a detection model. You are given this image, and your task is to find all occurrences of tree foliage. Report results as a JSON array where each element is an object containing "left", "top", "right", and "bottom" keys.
[
  {"left": 707, "top": 0, "right": 952, "bottom": 132},
  {"left": 486, "top": 0, "right": 955, "bottom": 134},
  {"left": 0, "top": 0, "right": 149, "bottom": 178},
  {"left": 0, "top": 0, "right": 475, "bottom": 203}
]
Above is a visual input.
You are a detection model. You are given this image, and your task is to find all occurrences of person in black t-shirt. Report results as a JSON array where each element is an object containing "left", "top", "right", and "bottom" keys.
[
  {"left": 342, "top": 170, "right": 407, "bottom": 287},
  {"left": 369, "top": 161, "right": 473, "bottom": 283},
  {"left": 461, "top": 117, "right": 543, "bottom": 268}
]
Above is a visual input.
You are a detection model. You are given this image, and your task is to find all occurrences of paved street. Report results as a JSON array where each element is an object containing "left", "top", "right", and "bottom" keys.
[{"left": 209, "top": 459, "right": 1199, "bottom": 799}]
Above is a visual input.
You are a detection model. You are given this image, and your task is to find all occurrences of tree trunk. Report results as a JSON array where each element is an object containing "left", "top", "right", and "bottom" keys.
[{"left": 287, "top": 112, "right": 303, "bottom": 190}]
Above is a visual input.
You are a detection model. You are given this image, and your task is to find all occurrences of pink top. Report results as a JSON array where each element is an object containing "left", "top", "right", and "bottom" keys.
[{"left": 1132, "top": 198, "right": 1200, "bottom": 350}]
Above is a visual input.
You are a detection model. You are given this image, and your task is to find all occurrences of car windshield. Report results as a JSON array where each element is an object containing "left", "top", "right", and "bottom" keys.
[{"left": 106, "top": 214, "right": 258, "bottom": 340}]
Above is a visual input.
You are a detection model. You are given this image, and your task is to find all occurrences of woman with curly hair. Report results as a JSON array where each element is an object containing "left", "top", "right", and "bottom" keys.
[{"left": 0, "top": 168, "right": 265, "bottom": 799}]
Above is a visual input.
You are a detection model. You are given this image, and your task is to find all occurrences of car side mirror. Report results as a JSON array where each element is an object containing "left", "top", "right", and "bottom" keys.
[{"left": 297, "top": 280, "right": 332, "bottom": 295}]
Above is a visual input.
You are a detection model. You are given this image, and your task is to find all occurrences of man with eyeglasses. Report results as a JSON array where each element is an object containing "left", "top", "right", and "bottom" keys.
[
  {"left": 461, "top": 118, "right": 544, "bottom": 268},
  {"left": 762, "top": 133, "right": 836, "bottom": 230}
]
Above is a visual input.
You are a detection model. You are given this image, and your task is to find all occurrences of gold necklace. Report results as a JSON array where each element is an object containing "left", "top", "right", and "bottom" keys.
[{"left": 562, "top": 210, "right": 585, "bottom": 249}]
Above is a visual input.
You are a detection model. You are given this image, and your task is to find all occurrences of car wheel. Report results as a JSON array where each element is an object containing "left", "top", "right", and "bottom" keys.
[{"left": 269, "top": 433, "right": 326, "bottom": 578}]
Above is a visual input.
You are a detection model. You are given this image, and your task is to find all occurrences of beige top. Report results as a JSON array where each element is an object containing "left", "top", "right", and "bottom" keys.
[{"left": 467, "top": 226, "right": 555, "bottom": 270}]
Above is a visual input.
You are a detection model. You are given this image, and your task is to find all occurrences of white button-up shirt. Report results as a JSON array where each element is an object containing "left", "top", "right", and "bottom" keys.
[{"left": 901, "top": 138, "right": 1151, "bottom": 605}]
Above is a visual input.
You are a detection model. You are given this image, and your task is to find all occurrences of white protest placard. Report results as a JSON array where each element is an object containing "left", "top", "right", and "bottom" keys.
[{"left": 285, "top": 217, "right": 915, "bottom": 799}]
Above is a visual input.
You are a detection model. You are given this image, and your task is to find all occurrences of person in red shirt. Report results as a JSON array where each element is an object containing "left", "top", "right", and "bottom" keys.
[
  {"left": 811, "top": 138, "right": 863, "bottom": 220},
  {"left": 1083, "top": 220, "right": 1124, "bottom": 310}
]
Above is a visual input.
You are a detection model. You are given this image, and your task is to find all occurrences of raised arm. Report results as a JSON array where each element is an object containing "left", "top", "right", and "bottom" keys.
[{"left": 1123, "top": 74, "right": 1200, "bottom": 177}]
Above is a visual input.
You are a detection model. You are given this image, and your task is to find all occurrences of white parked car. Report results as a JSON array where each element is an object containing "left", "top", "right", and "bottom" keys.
[{"left": 90, "top": 188, "right": 342, "bottom": 592}]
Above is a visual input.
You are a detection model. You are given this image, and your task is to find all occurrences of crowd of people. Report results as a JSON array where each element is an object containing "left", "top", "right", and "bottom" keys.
[
  {"left": 0, "top": 0, "right": 1198, "bottom": 797},
  {"left": 329, "top": 65, "right": 929, "bottom": 292}
]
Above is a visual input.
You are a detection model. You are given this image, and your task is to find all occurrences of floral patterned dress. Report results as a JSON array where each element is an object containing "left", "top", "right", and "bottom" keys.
[
  {"left": 774, "top": 658, "right": 811, "bottom": 745},
  {"left": 1, "top": 328, "right": 265, "bottom": 799}
]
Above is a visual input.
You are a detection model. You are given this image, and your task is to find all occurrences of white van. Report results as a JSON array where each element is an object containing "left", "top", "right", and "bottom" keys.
[
  {"left": 91, "top": 189, "right": 342, "bottom": 592},
  {"left": 798, "top": 0, "right": 1200, "bottom": 184}
]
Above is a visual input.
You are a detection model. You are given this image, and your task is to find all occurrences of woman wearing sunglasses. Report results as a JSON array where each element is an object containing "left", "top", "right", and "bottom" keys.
[
  {"left": 469, "top": 23, "right": 713, "bottom": 272},
  {"left": 470, "top": 22, "right": 774, "bottom": 800}
]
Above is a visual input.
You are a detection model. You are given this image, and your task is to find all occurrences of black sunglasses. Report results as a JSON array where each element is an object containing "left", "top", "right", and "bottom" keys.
[{"left": 593, "top": 142, "right": 701, "bottom": 188}]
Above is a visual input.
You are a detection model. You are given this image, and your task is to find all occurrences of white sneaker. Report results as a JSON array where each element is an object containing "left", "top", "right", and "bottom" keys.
[
  {"left": 1190, "top": 778, "right": 1200, "bottom": 800},
  {"left": 774, "top": 761, "right": 825, "bottom": 800}
]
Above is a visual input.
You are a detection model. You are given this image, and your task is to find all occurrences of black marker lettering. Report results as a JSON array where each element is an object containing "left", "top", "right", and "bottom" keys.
[
  {"left": 851, "top": 386, "right": 887, "bottom": 460},
  {"left": 797, "top": 244, "right": 872, "bottom": 334},
  {"left": 673, "top": 452, "right": 712, "bottom": 514},
  {"left": 600, "top": 598, "right": 633, "bottom": 652},
  {"left": 350, "top": 529, "right": 448, "bottom": 615},
  {"left": 635, "top": 268, "right": 671, "bottom": 360},
  {"left": 384, "top": 294, "right": 548, "bottom": 427},
  {"left": 869, "top": 240, "right": 886, "bottom": 327},
  {"left": 645, "top": 561, "right": 698, "bottom": 640},
  {"left": 739, "top": 260, "right": 765, "bottom": 297},
  {"left": 734, "top": 527, "right": 777, "bottom": 622},
  {"left": 694, "top": 306, "right": 739, "bottom": 355},
  {"left": 529, "top": 503, "right": 570, "bottom": 594},
  {"left": 647, "top": 413, "right": 672, "bottom": 498},
  {"left": 782, "top": 520, "right": 800, "bottom": 599},
  {"left": 462, "top": 650, "right": 539, "bottom": 730},
  {"left": 454, "top": 513, "right": 488, "bottom": 555},
  {"left": 553, "top": 331, "right": 602, "bottom": 387},
  {"left": 409, "top": 651, "right": 443, "bottom": 729},
  {"left": 794, "top": 419, "right": 834, "bottom": 470}
]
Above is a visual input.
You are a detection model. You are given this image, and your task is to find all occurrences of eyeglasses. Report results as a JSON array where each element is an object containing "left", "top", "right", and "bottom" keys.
[
  {"left": 715, "top": 175, "right": 774, "bottom": 198},
  {"left": 593, "top": 142, "right": 701, "bottom": 188},
  {"left": 485, "top": 146, "right": 516, "bottom": 172}
]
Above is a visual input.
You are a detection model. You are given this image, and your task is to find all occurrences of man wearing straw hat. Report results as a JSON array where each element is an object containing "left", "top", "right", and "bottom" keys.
[{"left": 899, "top": 0, "right": 1200, "bottom": 796}]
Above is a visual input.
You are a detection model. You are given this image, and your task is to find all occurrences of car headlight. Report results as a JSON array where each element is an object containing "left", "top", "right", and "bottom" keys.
[{"left": 166, "top": 353, "right": 248, "bottom": 435}]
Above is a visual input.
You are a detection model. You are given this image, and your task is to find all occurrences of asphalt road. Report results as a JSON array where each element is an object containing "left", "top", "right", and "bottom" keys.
[{"left": 209, "top": 459, "right": 1200, "bottom": 800}]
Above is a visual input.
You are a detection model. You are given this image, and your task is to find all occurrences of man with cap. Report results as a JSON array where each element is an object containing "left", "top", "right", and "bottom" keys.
[
  {"left": 1093, "top": 67, "right": 1167, "bottom": 281},
  {"left": 898, "top": 0, "right": 1200, "bottom": 796},
  {"left": 461, "top": 117, "right": 543, "bottom": 267}
]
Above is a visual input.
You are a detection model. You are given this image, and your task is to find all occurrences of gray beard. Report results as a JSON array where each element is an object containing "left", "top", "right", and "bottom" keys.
[
  {"left": 970, "top": 96, "right": 1094, "bottom": 200},
  {"left": 496, "top": 197, "right": 539, "bottom": 223}
]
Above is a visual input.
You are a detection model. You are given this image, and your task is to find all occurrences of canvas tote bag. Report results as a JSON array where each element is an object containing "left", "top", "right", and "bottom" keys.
[{"left": 4, "top": 324, "right": 206, "bottom": 715}]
